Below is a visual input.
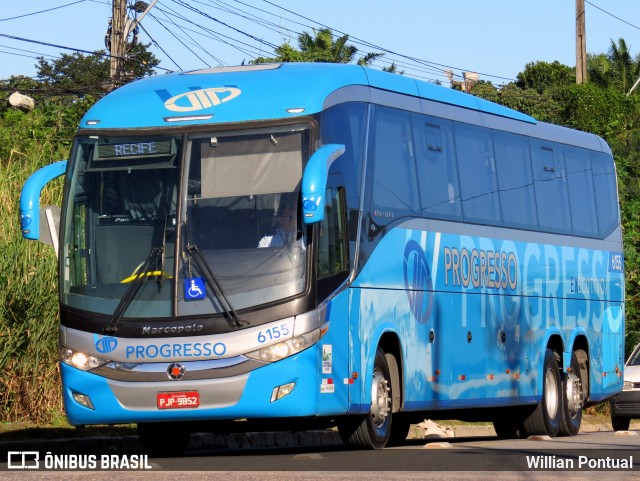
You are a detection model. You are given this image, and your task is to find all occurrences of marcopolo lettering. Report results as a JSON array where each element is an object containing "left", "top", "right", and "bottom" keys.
[
  {"left": 443, "top": 246, "right": 518, "bottom": 290},
  {"left": 125, "top": 341, "right": 227, "bottom": 360},
  {"left": 141, "top": 323, "right": 204, "bottom": 335}
]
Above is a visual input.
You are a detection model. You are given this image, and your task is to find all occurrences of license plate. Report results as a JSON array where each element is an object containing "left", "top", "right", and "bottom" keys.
[{"left": 157, "top": 391, "right": 200, "bottom": 410}]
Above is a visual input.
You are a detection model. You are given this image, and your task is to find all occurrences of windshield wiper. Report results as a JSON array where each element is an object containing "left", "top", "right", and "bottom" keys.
[
  {"left": 186, "top": 244, "right": 244, "bottom": 329},
  {"left": 105, "top": 246, "right": 163, "bottom": 334}
]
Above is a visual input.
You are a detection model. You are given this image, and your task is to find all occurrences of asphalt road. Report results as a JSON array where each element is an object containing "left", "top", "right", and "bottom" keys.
[{"left": 2, "top": 429, "right": 639, "bottom": 480}]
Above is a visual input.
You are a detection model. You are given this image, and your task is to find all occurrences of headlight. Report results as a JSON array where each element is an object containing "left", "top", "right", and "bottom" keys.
[
  {"left": 60, "top": 347, "right": 109, "bottom": 371},
  {"left": 623, "top": 381, "right": 634, "bottom": 391},
  {"left": 245, "top": 329, "right": 321, "bottom": 362}
]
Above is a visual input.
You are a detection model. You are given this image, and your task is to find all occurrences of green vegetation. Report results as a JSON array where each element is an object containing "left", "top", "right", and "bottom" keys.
[{"left": 1, "top": 36, "right": 639, "bottom": 424}]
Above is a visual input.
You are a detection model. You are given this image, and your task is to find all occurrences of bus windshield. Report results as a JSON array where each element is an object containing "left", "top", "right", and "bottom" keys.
[{"left": 61, "top": 126, "right": 310, "bottom": 320}]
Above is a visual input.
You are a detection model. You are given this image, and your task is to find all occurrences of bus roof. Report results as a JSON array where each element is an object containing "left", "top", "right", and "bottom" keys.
[{"left": 80, "top": 63, "right": 536, "bottom": 130}]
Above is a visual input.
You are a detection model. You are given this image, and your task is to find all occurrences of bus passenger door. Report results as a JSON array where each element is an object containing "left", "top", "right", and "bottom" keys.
[{"left": 316, "top": 180, "right": 352, "bottom": 414}]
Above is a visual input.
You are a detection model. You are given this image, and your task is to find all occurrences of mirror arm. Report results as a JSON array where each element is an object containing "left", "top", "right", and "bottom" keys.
[
  {"left": 301, "top": 144, "right": 345, "bottom": 223},
  {"left": 20, "top": 160, "right": 68, "bottom": 240}
]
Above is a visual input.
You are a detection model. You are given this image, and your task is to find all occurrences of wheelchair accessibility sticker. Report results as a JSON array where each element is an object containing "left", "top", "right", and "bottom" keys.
[{"left": 184, "top": 278, "right": 205, "bottom": 300}]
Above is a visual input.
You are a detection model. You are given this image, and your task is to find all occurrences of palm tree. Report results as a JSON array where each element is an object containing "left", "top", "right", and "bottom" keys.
[
  {"left": 587, "top": 38, "right": 640, "bottom": 94},
  {"left": 298, "top": 28, "right": 357, "bottom": 63},
  {"left": 253, "top": 28, "right": 385, "bottom": 68}
]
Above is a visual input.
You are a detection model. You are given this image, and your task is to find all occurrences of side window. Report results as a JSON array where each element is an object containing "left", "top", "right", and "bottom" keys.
[
  {"left": 564, "top": 146, "right": 598, "bottom": 237},
  {"left": 454, "top": 122, "right": 501, "bottom": 225},
  {"left": 493, "top": 131, "right": 537, "bottom": 230},
  {"left": 318, "top": 187, "right": 349, "bottom": 280},
  {"left": 412, "top": 115, "right": 462, "bottom": 221},
  {"left": 530, "top": 141, "right": 572, "bottom": 234},
  {"left": 591, "top": 151, "right": 619, "bottom": 238},
  {"left": 320, "top": 102, "right": 367, "bottom": 216},
  {"left": 371, "top": 106, "right": 420, "bottom": 223}
]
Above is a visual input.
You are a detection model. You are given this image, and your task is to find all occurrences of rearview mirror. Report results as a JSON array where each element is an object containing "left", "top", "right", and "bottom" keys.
[
  {"left": 301, "top": 144, "right": 345, "bottom": 224},
  {"left": 20, "top": 160, "right": 67, "bottom": 251}
]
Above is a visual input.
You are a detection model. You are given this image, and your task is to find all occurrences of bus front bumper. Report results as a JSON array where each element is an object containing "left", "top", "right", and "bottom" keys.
[{"left": 61, "top": 345, "right": 332, "bottom": 426}]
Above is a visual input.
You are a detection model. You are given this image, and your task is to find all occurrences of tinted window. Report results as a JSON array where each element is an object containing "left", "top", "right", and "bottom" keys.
[
  {"left": 530, "top": 141, "right": 572, "bottom": 234},
  {"left": 371, "top": 106, "right": 420, "bottom": 222},
  {"left": 591, "top": 151, "right": 619, "bottom": 237},
  {"left": 564, "top": 146, "right": 598, "bottom": 237},
  {"left": 320, "top": 102, "right": 367, "bottom": 213},
  {"left": 493, "top": 131, "right": 537, "bottom": 229},
  {"left": 413, "top": 115, "right": 462, "bottom": 220},
  {"left": 454, "top": 123, "right": 501, "bottom": 224}
]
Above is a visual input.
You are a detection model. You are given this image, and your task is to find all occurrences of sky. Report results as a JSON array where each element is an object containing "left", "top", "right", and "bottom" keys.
[{"left": 0, "top": 0, "right": 639, "bottom": 86}]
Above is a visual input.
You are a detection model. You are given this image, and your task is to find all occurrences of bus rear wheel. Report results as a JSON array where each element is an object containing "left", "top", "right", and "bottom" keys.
[
  {"left": 521, "top": 348, "right": 562, "bottom": 437},
  {"left": 559, "top": 352, "right": 584, "bottom": 436},
  {"left": 338, "top": 347, "right": 393, "bottom": 449}
]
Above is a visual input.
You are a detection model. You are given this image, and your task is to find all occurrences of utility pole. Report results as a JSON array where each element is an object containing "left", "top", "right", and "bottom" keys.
[
  {"left": 576, "top": 0, "right": 587, "bottom": 83},
  {"left": 109, "top": 0, "right": 128, "bottom": 86}
]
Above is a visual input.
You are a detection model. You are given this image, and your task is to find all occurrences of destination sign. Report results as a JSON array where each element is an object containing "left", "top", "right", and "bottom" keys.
[{"left": 96, "top": 139, "right": 174, "bottom": 161}]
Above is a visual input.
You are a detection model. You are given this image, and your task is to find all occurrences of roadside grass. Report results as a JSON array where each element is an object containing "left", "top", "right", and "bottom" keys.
[{"left": 0, "top": 149, "right": 65, "bottom": 424}]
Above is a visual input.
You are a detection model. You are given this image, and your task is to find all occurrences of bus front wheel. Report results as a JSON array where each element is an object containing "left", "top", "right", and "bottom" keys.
[
  {"left": 338, "top": 347, "right": 393, "bottom": 449},
  {"left": 138, "top": 422, "right": 191, "bottom": 457}
]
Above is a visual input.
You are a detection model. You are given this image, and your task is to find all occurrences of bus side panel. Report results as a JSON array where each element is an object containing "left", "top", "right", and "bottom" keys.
[{"left": 352, "top": 224, "right": 625, "bottom": 410}]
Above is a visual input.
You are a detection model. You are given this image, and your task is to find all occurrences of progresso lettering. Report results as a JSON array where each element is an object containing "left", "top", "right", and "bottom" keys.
[
  {"left": 443, "top": 246, "right": 518, "bottom": 290},
  {"left": 125, "top": 342, "right": 227, "bottom": 360}
]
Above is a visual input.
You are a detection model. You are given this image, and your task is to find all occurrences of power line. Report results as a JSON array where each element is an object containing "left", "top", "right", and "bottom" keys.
[
  {"left": 169, "top": 0, "right": 279, "bottom": 50},
  {"left": 0, "top": 32, "right": 172, "bottom": 72},
  {"left": 585, "top": 0, "right": 640, "bottom": 31},
  {"left": 137, "top": 21, "right": 182, "bottom": 71},
  {"left": 0, "top": 0, "right": 87, "bottom": 22},
  {"left": 152, "top": 2, "right": 276, "bottom": 61},
  {"left": 258, "top": 0, "right": 516, "bottom": 82}
]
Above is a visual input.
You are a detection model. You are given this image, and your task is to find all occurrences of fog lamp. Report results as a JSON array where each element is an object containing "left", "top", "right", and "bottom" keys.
[{"left": 71, "top": 391, "right": 95, "bottom": 410}]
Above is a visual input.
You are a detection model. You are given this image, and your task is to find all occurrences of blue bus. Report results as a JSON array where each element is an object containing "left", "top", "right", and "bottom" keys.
[{"left": 21, "top": 63, "right": 625, "bottom": 452}]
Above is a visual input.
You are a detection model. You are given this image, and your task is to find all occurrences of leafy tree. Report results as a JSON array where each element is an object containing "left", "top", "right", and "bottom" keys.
[
  {"left": 36, "top": 43, "right": 160, "bottom": 93},
  {"left": 515, "top": 60, "right": 575, "bottom": 94}
]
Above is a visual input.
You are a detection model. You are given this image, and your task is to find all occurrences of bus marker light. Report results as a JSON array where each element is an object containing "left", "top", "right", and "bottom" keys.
[
  {"left": 270, "top": 382, "right": 296, "bottom": 402},
  {"left": 458, "top": 375, "right": 466, "bottom": 381},
  {"left": 487, "top": 374, "right": 494, "bottom": 380}
]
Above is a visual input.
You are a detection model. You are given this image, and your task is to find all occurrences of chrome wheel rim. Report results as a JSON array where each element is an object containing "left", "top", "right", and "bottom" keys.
[
  {"left": 545, "top": 367, "right": 559, "bottom": 418},
  {"left": 370, "top": 367, "right": 391, "bottom": 428}
]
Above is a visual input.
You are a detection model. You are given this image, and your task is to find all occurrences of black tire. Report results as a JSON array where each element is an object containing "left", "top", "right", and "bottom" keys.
[
  {"left": 338, "top": 347, "right": 393, "bottom": 449},
  {"left": 387, "top": 414, "right": 411, "bottom": 446},
  {"left": 138, "top": 422, "right": 191, "bottom": 457},
  {"left": 521, "top": 348, "right": 562, "bottom": 437},
  {"left": 612, "top": 416, "right": 631, "bottom": 431},
  {"left": 493, "top": 410, "right": 525, "bottom": 439},
  {"left": 559, "top": 352, "right": 584, "bottom": 436}
]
